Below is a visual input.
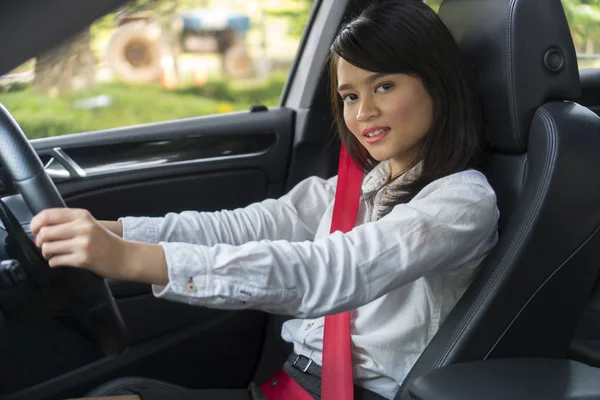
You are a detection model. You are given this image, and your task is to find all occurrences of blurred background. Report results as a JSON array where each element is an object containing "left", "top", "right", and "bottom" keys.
[
  {"left": 0, "top": 0, "right": 598, "bottom": 139},
  {"left": 0, "top": 0, "right": 313, "bottom": 138}
]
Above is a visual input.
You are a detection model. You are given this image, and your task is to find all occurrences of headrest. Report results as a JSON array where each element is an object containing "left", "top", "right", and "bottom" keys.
[{"left": 438, "top": 0, "right": 581, "bottom": 153}]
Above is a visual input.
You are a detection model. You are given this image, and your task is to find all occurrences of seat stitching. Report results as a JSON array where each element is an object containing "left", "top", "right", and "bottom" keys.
[
  {"left": 506, "top": 0, "right": 520, "bottom": 149},
  {"left": 434, "top": 104, "right": 558, "bottom": 367},
  {"left": 481, "top": 106, "right": 567, "bottom": 358}
]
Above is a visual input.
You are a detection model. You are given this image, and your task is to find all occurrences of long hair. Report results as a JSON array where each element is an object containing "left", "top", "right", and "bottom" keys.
[{"left": 329, "top": 0, "right": 484, "bottom": 217}]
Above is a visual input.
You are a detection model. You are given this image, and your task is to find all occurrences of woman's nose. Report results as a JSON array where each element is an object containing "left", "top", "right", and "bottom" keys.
[{"left": 356, "top": 98, "right": 379, "bottom": 122}]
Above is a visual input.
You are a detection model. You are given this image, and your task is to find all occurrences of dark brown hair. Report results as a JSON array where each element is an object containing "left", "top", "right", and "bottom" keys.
[{"left": 329, "top": 0, "right": 484, "bottom": 216}]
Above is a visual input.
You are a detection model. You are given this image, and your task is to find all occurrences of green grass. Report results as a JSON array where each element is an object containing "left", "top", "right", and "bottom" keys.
[
  {"left": 0, "top": 74, "right": 286, "bottom": 139},
  {"left": 174, "top": 72, "right": 287, "bottom": 105}
]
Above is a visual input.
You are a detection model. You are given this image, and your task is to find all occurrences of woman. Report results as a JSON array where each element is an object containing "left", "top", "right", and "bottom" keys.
[{"left": 31, "top": 1, "right": 499, "bottom": 399}]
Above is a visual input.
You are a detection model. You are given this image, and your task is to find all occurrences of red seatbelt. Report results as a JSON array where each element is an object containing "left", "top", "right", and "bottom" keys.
[
  {"left": 260, "top": 369, "right": 314, "bottom": 400},
  {"left": 261, "top": 145, "right": 363, "bottom": 399},
  {"left": 322, "top": 145, "right": 363, "bottom": 400}
]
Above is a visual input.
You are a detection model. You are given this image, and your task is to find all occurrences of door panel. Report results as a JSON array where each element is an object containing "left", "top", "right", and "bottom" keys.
[
  {"left": 28, "top": 108, "right": 293, "bottom": 199},
  {"left": 2, "top": 107, "right": 294, "bottom": 399},
  {"left": 66, "top": 170, "right": 268, "bottom": 221},
  {"left": 50, "top": 108, "right": 294, "bottom": 218},
  {"left": 5, "top": 310, "right": 266, "bottom": 400}
]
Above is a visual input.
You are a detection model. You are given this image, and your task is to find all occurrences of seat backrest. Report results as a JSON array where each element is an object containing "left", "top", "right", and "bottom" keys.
[{"left": 396, "top": 0, "right": 600, "bottom": 398}]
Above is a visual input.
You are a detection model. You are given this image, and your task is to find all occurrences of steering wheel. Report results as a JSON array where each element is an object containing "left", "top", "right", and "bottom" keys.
[{"left": 0, "top": 104, "right": 128, "bottom": 356}]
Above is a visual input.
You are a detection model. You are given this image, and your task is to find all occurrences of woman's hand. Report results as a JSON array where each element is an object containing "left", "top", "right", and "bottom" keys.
[
  {"left": 30, "top": 208, "right": 169, "bottom": 285},
  {"left": 30, "top": 208, "right": 129, "bottom": 280},
  {"left": 99, "top": 220, "right": 124, "bottom": 238}
]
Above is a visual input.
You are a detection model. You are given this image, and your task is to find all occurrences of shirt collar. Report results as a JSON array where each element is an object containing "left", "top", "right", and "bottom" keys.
[{"left": 361, "top": 160, "right": 423, "bottom": 194}]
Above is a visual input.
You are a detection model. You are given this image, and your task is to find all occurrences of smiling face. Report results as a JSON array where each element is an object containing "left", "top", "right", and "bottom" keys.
[{"left": 336, "top": 57, "right": 434, "bottom": 177}]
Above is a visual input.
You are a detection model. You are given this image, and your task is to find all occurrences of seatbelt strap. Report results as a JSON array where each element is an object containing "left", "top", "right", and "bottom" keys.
[
  {"left": 260, "top": 145, "right": 363, "bottom": 399},
  {"left": 321, "top": 145, "right": 363, "bottom": 400},
  {"left": 260, "top": 368, "right": 314, "bottom": 400}
]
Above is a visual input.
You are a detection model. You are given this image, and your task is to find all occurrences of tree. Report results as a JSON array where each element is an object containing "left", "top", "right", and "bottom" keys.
[
  {"left": 32, "top": 0, "right": 180, "bottom": 96},
  {"left": 264, "top": 0, "right": 315, "bottom": 40},
  {"left": 424, "top": 0, "right": 443, "bottom": 12},
  {"left": 559, "top": 0, "right": 600, "bottom": 53},
  {"left": 33, "top": 29, "right": 97, "bottom": 96}
]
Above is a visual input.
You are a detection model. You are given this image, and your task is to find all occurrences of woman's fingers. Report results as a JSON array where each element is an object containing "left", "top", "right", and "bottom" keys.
[
  {"left": 40, "top": 238, "right": 77, "bottom": 259},
  {"left": 47, "top": 253, "right": 84, "bottom": 268},
  {"left": 28, "top": 207, "right": 130, "bottom": 279},
  {"left": 31, "top": 208, "right": 91, "bottom": 234},
  {"left": 35, "top": 221, "right": 82, "bottom": 247},
  {"left": 41, "top": 237, "right": 93, "bottom": 267}
]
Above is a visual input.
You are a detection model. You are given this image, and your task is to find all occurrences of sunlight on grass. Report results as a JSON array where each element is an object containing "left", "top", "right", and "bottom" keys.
[{"left": 0, "top": 74, "right": 286, "bottom": 139}]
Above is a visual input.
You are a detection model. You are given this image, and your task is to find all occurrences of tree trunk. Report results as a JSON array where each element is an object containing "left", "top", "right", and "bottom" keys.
[
  {"left": 33, "top": 29, "right": 96, "bottom": 96},
  {"left": 587, "top": 37, "right": 595, "bottom": 54}
]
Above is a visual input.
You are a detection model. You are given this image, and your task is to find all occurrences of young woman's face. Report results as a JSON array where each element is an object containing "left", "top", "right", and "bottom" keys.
[{"left": 337, "top": 58, "right": 434, "bottom": 176}]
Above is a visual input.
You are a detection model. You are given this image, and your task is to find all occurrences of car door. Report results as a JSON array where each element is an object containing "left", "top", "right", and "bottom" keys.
[{"left": 0, "top": 0, "right": 351, "bottom": 399}]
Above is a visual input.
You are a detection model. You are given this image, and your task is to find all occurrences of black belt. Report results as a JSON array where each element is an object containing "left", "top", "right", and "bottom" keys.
[
  {"left": 284, "top": 353, "right": 388, "bottom": 400},
  {"left": 287, "top": 353, "right": 323, "bottom": 377}
]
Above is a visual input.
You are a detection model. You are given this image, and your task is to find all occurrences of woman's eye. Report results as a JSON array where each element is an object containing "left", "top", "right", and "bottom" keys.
[
  {"left": 376, "top": 83, "right": 393, "bottom": 93},
  {"left": 342, "top": 94, "right": 358, "bottom": 102}
]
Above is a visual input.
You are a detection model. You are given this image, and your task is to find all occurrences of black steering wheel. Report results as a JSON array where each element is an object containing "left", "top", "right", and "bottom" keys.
[{"left": 0, "top": 104, "right": 128, "bottom": 356}]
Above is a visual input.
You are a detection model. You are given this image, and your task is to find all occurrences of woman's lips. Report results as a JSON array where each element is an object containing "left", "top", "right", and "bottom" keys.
[{"left": 364, "top": 128, "right": 390, "bottom": 144}]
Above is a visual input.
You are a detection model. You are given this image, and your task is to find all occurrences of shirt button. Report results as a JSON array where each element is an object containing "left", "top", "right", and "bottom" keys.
[
  {"left": 187, "top": 282, "right": 197, "bottom": 293},
  {"left": 305, "top": 322, "right": 314, "bottom": 330}
]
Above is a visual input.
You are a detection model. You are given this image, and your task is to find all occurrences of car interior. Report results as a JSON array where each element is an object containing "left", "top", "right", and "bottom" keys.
[{"left": 2, "top": 0, "right": 600, "bottom": 399}]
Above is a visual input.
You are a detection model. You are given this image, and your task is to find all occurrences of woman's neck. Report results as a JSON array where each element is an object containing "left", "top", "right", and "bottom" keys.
[
  {"left": 388, "top": 147, "right": 422, "bottom": 179},
  {"left": 389, "top": 159, "right": 412, "bottom": 180}
]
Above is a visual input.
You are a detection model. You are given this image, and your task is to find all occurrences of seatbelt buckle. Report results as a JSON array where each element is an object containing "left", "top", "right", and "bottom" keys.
[{"left": 293, "top": 354, "right": 313, "bottom": 373}]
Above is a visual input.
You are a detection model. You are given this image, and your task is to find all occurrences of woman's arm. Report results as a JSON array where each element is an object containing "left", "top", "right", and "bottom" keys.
[
  {"left": 120, "top": 175, "right": 337, "bottom": 246},
  {"left": 138, "top": 173, "right": 499, "bottom": 318},
  {"left": 32, "top": 172, "right": 498, "bottom": 319}
]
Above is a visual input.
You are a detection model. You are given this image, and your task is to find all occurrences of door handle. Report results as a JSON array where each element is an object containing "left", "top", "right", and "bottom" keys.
[{"left": 39, "top": 147, "right": 86, "bottom": 182}]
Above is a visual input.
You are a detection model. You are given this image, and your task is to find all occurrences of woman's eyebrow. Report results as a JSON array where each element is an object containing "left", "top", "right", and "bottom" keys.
[
  {"left": 365, "top": 72, "right": 390, "bottom": 83},
  {"left": 337, "top": 72, "right": 391, "bottom": 92}
]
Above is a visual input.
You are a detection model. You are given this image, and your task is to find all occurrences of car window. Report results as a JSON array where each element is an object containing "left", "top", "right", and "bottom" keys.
[
  {"left": 424, "top": 0, "right": 442, "bottom": 12},
  {"left": 0, "top": 0, "right": 314, "bottom": 139},
  {"left": 562, "top": 0, "right": 600, "bottom": 69}
]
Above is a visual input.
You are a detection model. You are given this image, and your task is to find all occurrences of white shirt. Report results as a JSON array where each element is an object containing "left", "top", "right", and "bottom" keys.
[{"left": 120, "top": 161, "right": 499, "bottom": 399}]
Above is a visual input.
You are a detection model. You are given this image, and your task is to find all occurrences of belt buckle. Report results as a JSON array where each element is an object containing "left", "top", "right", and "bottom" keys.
[{"left": 293, "top": 354, "right": 313, "bottom": 373}]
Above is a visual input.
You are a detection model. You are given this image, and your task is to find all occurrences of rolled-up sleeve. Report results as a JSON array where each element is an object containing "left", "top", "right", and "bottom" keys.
[
  {"left": 120, "top": 175, "right": 337, "bottom": 246},
  {"left": 153, "top": 174, "right": 499, "bottom": 318}
]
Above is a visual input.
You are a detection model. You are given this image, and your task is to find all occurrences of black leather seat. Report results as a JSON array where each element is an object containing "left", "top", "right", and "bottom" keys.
[
  {"left": 395, "top": 0, "right": 600, "bottom": 398},
  {"left": 409, "top": 358, "right": 600, "bottom": 400}
]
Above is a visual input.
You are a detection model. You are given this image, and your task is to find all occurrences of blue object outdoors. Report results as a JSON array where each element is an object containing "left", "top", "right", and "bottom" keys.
[{"left": 179, "top": 9, "right": 251, "bottom": 38}]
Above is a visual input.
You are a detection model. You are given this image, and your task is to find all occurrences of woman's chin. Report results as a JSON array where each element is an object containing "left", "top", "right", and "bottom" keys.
[{"left": 367, "top": 151, "right": 391, "bottom": 163}]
